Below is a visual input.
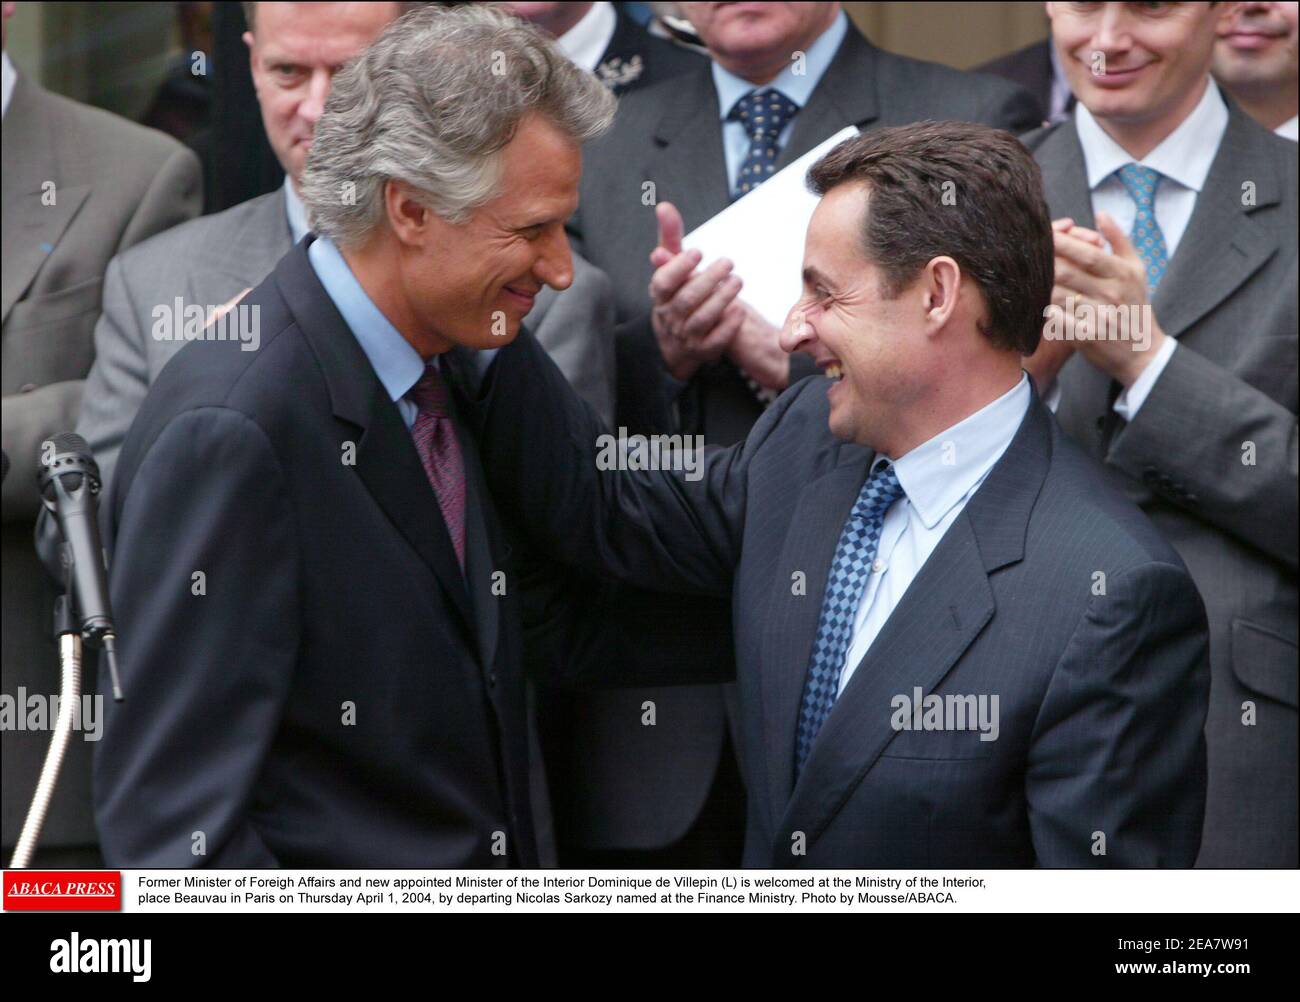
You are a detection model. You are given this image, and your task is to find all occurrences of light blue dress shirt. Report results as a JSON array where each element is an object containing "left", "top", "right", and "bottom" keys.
[
  {"left": 307, "top": 236, "right": 426, "bottom": 430},
  {"left": 712, "top": 11, "right": 848, "bottom": 190},
  {"left": 837, "top": 373, "right": 1032, "bottom": 694}
]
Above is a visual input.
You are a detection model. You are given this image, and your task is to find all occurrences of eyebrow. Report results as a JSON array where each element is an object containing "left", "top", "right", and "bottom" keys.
[{"left": 802, "top": 265, "right": 832, "bottom": 289}]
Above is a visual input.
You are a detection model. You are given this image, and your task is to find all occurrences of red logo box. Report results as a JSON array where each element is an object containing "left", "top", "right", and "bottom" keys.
[{"left": 3, "top": 871, "right": 121, "bottom": 911}]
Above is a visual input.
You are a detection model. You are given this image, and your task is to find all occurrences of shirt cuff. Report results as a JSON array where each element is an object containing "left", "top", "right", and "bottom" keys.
[{"left": 1113, "top": 337, "right": 1177, "bottom": 422}]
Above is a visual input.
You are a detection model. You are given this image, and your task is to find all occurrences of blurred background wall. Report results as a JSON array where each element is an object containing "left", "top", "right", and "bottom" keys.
[{"left": 6, "top": 1, "right": 1049, "bottom": 110}]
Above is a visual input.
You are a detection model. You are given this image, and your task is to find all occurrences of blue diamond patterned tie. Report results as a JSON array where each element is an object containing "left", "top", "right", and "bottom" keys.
[
  {"left": 1115, "top": 163, "right": 1169, "bottom": 294},
  {"left": 794, "top": 461, "right": 907, "bottom": 778},
  {"left": 729, "top": 88, "right": 799, "bottom": 199}
]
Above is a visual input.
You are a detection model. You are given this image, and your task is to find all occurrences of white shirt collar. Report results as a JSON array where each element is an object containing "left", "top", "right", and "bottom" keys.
[
  {"left": 711, "top": 10, "right": 848, "bottom": 120},
  {"left": 283, "top": 178, "right": 309, "bottom": 243},
  {"left": 878, "top": 373, "right": 1031, "bottom": 531},
  {"left": 1075, "top": 77, "right": 1228, "bottom": 192},
  {"left": 1276, "top": 114, "right": 1299, "bottom": 142},
  {"left": 2, "top": 51, "right": 17, "bottom": 120},
  {"left": 555, "top": 2, "right": 617, "bottom": 73}
]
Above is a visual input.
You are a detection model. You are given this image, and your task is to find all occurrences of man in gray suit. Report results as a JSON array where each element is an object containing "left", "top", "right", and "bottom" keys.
[
  {"left": 1024, "top": 1, "right": 1297, "bottom": 867},
  {"left": 548, "top": 0, "right": 1040, "bottom": 868},
  {"left": 477, "top": 122, "right": 1210, "bottom": 867},
  {"left": 1, "top": 5, "right": 202, "bottom": 866}
]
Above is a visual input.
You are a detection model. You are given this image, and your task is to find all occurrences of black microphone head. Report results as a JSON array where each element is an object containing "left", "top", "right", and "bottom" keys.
[{"left": 38, "top": 433, "right": 100, "bottom": 499}]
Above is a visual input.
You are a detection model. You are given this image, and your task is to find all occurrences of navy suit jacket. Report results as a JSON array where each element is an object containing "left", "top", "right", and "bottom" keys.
[
  {"left": 478, "top": 332, "right": 1211, "bottom": 867},
  {"left": 96, "top": 239, "right": 538, "bottom": 867}
]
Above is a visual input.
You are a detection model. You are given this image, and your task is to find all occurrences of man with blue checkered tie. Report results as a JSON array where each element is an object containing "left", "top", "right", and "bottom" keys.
[
  {"left": 1024, "top": 1, "right": 1298, "bottom": 868},
  {"left": 476, "top": 122, "right": 1211, "bottom": 867}
]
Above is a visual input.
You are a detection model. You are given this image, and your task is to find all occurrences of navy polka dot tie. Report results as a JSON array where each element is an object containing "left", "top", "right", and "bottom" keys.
[
  {"left": 1116, "top": 163, "right": 1169, "bottom": 294},
  {"left": 729, "top": 88, "right": 800, "bottom": 199}
]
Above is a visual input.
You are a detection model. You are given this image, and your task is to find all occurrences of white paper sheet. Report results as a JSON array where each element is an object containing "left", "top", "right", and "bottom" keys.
[{"left": 681, "top": 126, "right": 858, "bottom": 327}]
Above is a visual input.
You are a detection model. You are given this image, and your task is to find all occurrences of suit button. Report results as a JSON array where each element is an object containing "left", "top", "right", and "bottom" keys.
[
  {"left": 19, "top": 383, "right": 38, "bottom": 393},
  {"left": 1184, "top": 493, "right": 1199, "bottom": 506},
  {"left": 487, "top": 670, "right": 497, "bottom": 688}
]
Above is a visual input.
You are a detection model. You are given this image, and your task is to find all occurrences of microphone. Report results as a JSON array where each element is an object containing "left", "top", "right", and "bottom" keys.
[{"left": 38, "top": 433, "right": 122, "bottom": 700}]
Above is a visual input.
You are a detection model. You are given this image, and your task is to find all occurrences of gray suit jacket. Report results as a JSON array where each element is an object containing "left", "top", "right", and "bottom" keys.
[
  {"left": 1024, "top": 104, "right": 1298, "bottom": 867},
  {"left": 550, "top": 25, "right": 1042, "bottom": 852},
  {"left": 1, "top": 74, "right": 202, "bottom": 517},
  {"left": 74, "top": 189, "right": 616, "bottom": 496},
  {"left": 479, "top": 330, "right": 1211, "bottom": 867},
  {"left": 1, "top": 74, "right": 201, "bottom": 858}
]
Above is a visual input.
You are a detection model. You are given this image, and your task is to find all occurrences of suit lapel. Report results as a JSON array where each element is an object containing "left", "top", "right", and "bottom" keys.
[
  {"left": 760, "top": 443, "right": 872, "bottom": 826},
  {"left": 1, "top": 78, "right": 91, "bottom": 323},
  {"left": 1036, "top": 118, "right": 1096, "bottom": 229},
  {"left": 649, "top": 69, "right": 733, "bottom": 229},
  {"left": 778, "top": 29, "right": 881, "bottom": 170},
  {"left": 1151, "top": 105, "right": 1282, "bottom": 339},
  {"left": 772, "top": 396, "right": 1053, "bottom": 858},
  {"left": 276, "top": 240, "right": 475, "bottom": 637},
  {"left": 774, "top": 516, "right": 996, "bottom": 858}
]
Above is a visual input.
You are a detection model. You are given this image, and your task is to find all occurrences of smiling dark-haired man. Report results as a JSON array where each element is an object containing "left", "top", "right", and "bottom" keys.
[
  {"left": 1024, "top": 0, "right": 1298, "bottom": 867},
  {"left": 476, "top": 121, "right": 1211, "bottom": 867}
]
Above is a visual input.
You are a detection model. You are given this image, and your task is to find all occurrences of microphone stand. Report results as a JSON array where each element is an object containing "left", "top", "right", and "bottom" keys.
[{"left": 9, "top": 561, "right": 84, "bottom": 869}]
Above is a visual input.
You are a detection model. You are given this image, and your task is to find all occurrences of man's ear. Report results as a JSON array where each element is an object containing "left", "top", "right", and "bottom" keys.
[
  {"left": 242, "top": 31, "right": 258, "bottom": 88},
  {"left": 384, "top": 179, "right": 433, "bottom": 249},
  {"left": 921, "top": 256, "right": 963, "bottom": 336}
]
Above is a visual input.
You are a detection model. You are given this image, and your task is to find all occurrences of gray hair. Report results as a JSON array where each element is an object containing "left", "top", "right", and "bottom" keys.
[{"left": 298, "top": 4, "right": 616, "bottom": 247}]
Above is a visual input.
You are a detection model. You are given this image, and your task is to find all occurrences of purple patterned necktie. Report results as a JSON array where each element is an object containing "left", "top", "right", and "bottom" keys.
[{"left": 409, "top": 361, "right": 466, "bottom": 570}]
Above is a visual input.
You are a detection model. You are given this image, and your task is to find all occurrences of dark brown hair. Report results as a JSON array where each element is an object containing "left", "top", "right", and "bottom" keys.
[{"left": 807, "top": 121, "right": 1053, "bottom": 355}]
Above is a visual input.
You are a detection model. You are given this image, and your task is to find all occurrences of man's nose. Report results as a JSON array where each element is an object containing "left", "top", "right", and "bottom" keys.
[
  {"left": 299, "top": 68, "right": 331, "bottom": 125},
  {"left": 535, "top": 226, "right": 574, "bottom": 292},
  {"left": 779, "top": 302, "right": 816, "bottom": 355},
  {"left": 1092, "top": 4, "right": 1134, "bottom": 55}
]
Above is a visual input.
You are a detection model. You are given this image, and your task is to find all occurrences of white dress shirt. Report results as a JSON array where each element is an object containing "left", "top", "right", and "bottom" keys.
[
  {"left": 1049, "top": 78, "right": 1229, "bottom": 419},
  {"left": 1277, "top": 114, "right": 1298, "bottom": 141},
  {"left": 837, "top": 374, "right": 1032, "bottom": 694},
  {"left": 2, "top": 51, "right": 16, "bottom": 119},
  {"left": 554, "top": 2, "right": 617, "bottom": 73}
]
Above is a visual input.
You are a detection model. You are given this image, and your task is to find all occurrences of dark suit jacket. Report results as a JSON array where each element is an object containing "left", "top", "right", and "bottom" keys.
[
  {"left": 554, "top": 21, "right": 1042, "bottom": 853},
  {"left": 593, "top": 7, "right": 705, "bottom": 94},
  {"left": 96, "top": 239, "right": 539, "bottom": 867},
  {"left": 976, "top": 38, "right": 1058, "bottom": 127},
  {"left": 477, "top": 332, "right": 1211, "bottom": 867},
  {"left": 1024, "top": 105, "right": 1298, "bottom": 867}
]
